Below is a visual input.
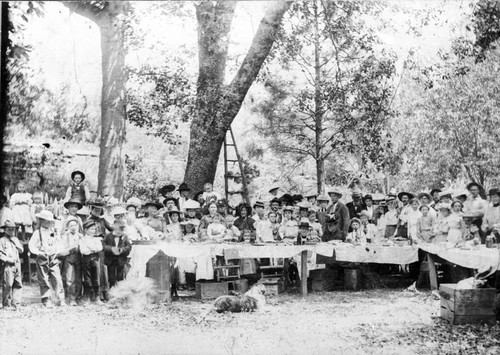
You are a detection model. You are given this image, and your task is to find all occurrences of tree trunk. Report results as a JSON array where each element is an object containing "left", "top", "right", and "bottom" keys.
[
  {"left": 313, "top": 0, "right": 324, "bottom": 195},
  {"left": 96, "top": 3, "right": 129, "bottom": 198},
  {"left": 184, "top": 1, "right": 291, "bottom": 194},
  {"left": 63, "top": 2, "right": 129, "bottom": 199},
  {"left": 0, "top": 3, "right": 9, "bottom": 194}
]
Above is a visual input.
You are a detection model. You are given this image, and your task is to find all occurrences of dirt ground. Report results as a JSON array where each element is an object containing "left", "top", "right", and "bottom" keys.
[{"left": 1, "top": 284, "right": 499, "bottom": 355}]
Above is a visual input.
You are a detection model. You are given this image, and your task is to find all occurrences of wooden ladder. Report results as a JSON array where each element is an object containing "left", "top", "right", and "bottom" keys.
[{"left": 223, "top": 127, "right": 250, "bottom": 206}]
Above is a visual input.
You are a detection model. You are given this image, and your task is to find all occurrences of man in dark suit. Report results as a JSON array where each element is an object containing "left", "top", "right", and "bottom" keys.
[
  {"left": 323, "top": 190, "right": 350, "bottom": 241},
  {"left": 346, "top": 188, "right": 365, "bottom": 220}
]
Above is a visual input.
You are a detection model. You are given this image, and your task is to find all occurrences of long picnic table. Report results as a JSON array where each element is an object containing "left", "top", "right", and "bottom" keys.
[
  {"left": 418, "top": 243, "right": 500, "bottom": 290},
  {"left": 127, "top": 242, "right": 420, "bottom": 299}
]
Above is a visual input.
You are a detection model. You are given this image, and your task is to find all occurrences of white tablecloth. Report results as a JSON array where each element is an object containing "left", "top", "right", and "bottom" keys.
[
  {"left": 419, "top": 243, "right": 500, "bottom": 273},
  {"left": 222, "top": 243, "right": 335, "bottom": 260},
  {"left": 127, "top": 243, "right": 223, "bottom": 281},
  {"left": 333, "top": 243, "right": 419, "bottom": 264}
]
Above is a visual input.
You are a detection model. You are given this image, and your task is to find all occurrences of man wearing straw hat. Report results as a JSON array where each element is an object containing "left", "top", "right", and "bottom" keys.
[
  {"left": 0, "top": 219, "right": 23, "bottom": 308},
  {"left": 29, "top": 210, "right": 65, "bottom": 307}
]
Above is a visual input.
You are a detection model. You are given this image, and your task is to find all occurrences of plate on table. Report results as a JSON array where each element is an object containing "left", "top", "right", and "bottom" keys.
[{"left": 252, "top": 242, "right": 265, "bottom": 246}]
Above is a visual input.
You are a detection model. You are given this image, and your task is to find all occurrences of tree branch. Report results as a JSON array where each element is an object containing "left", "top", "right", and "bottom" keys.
[{"left": 226, "top": 0, "right": 292, "bottom": 124}]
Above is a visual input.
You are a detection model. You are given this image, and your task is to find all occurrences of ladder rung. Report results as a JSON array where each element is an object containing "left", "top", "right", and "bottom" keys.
[{"left": 227, "top": 160, "right": 239, "bottom": 163}]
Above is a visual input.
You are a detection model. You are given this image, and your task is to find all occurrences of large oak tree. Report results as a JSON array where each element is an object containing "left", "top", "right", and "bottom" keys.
[
  {"left": 63, "top": 1, "right": 129, "bottom": 198},
  {"left": 183, "top": 1, "right": 291, "bottom": 194}
]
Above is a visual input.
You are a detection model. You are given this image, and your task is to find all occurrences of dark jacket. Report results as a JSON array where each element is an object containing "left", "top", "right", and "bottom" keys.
[
  {"left": 346, "top": 201, "right": 366, "bottom": 220},
  {"left": 102, "top": 233, "right": 132, "bottom": 266},
  {"left": 322, "top": 202, "right": 350, "bottom": 241}
]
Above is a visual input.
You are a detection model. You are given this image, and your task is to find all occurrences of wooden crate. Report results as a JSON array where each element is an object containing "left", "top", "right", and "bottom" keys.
[
  {"left": 228, "top": 279, "right": 249, "bottom": 294},
  {"left": 440, "top": 283, "right": 497, "bottom": 325},
  {"left": 195, "top": 281, "right": 228, "bottom": 299},
  {"left": 259, "top": 278, "right": 284, "bottom": 296}
]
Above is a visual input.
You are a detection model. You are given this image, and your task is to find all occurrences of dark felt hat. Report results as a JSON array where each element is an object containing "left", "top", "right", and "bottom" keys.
[
  {"left": 292, "top": 194, "right": 303, "bottom": 202},
  {"left": 177, "top": 183, "right": 191, "bottom": 192},
  {"left": 82, "top": 219, "right": 97, "bottom": 230},
  {"left": 362, "top": 194, "right": 373, "bottom": 202},
  {"left": 270, "top": 197, "right": 282, "bottom": 206},
  {"left": 87, "top": 198, "right": 105, "bottom": 208},
  {"left": 144, "top": 201, "right": 163, "bottom": 210},
  {"left": 466, "top": 182, "right": 483, "bottom": 191},
  {"left": 193, "top": 191, "right": 204, "bottom": 201},
  {"left": 430, "top": 189, "right": 442, "bottom": 196},
  {"left": 163, "top": 197, "right": 178, "bottom": 206},
  {"left": 159, "top": 184, "right": 176, "bottom": 196},
  {"left": 71, "top": 170, "right": 85, "bottom": 182},
  {"left": 64, "top": 199, "right": 83, "bottom": 210},
  {"left": 488, "top": 188, "right": 500, "bottom": 197},
  {"left": 253, "top": 200, "right": 265, "bottom": 209},
  {"left": 398, "top": 192, "right": 414, "bottom": 201}
]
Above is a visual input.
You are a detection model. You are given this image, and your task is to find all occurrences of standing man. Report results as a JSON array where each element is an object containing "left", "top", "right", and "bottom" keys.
[
  {"left": 324, "top": 190, "right": 349, "bottom": 241},
  {"left": 0, "top": 219, "right": 23, "bottom": 308},
  {"left": 177, "top": 183, "right": 191, "bottom": 211},
  {"left": 464, "top": 182, "right": 488, "bottom": 243},
  {"left": 429, "top": 189, "right": 441, "bottom": 210},
  {"left": 28, "top": 210, "right": 64, "bottom": 307},
  {"left": 346, "top": 188, "right": 365, "bottom": 220}
]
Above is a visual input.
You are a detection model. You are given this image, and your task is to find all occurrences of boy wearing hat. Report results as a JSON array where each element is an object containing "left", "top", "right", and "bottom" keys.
[
  {"left": 103, "top": 220, "right": 131, "bottom": 287},
  {"left": 28, "top": 210, "right": 65, "bottom": 307},
  {"left": 79, "top": 219, "right": 104, "bottom": 304},
  {"left": 0, "top": 219, "right": 23, "bottom": 308},
  {"left": 346, "top": 218, "right": 365, "bottom": 243},
  {"left": 60, "top": 198, "right": 84, "bottom": 236},
  {"left": 324, "top": 190, "right": 349, "bottom": 242},
  {"left": 464, "top": 182, "right": 488, "bottom": 242},
  {"left": 64, "top": 171, "right": 90, "bottom": 205},
  {"left": 482, "top": 188, "right": 500, "bottom": 243},
  {"left": 60, "top": 217, "right": 83, "bottom": 305},
  {"left": 252, "top": 200, "right": 266, "bottom": 222}
]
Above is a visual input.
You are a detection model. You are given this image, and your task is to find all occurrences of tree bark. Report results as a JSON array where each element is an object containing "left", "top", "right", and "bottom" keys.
[
  {"left": 96, "top": 3, "right": 128, "bottom": 198},
  {"left": 63, "top": 2, "right": 129, "bottom": 199},
  {"left": 0, "top": 3, "right": 9, "bottom": 194},
  {"left": 313, "top": 0, "right": 324, "bottom": 195},
  {"left": 184, "top": 1, "right": 291, "bottom": 194}
]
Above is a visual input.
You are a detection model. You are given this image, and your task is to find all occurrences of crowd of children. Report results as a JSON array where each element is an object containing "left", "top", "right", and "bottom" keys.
[{"left": 1, "top": 169, "right": 499, "bottom": 309}]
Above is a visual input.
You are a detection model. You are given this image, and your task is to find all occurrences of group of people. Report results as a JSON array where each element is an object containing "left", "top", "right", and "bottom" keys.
[{"left": 1, "top": 169, "right": 499, "bottom": 309}]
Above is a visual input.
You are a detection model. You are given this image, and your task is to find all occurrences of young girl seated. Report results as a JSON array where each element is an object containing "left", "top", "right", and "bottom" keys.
[
  {"left": 279, "top": 206, "right": 298, "bottom": 244},
  {"left": 223, "top": 215, "right": 241, "bottom": 242},
  {"left": 359, "top": 211, "right": 378, "bottom": 244},
  {"left": 165, "top": 209, "right": 183, "bottom": 242},
  {"left": 181, "top": 220, "right": 199, "bottom": 243},
  {"left": 416, "top": 205, "right": 435, "bottom": 243},
  {"left": 307, "top": 210, "right": 323, "bottom": 241},
  {"left": 206, "top": 214, "right": 226, "bottom": 242}
]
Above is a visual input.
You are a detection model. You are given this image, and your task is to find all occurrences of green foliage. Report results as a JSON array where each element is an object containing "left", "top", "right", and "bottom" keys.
[
  {"left": 393, "top": 46, "right": 500, "bottom": 189},
  {"left": 254, "top": 0, "right": 398, "bottom": 187},
  {"left": 124, "top": 154, "right": 172, "bottom": 202},
  {"left": 126, "top": 62, "right": 196, "bottom": 144},
  {"left": 473, "top": 0, "right": 500, "bottom": 58},
  {"left": 7, "top": 2, "right": 97, "bottom": 143}
]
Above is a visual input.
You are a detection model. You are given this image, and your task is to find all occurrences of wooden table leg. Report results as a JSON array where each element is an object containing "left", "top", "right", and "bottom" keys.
[
  {"left": 301, "top": 250, "right": 308, "bottom": 296},
  {"left": 427, "top": 253, "right": 438, "bottom": 291}
]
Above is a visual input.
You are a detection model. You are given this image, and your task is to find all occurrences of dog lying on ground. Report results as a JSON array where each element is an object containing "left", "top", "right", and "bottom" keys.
[{"left": 214, "top": 283, "right": 267, "bottom": 313}]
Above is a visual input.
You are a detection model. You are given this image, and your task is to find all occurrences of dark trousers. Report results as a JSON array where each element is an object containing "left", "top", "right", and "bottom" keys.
[
  {"left": 62, "top": 253, "right": 82, "bottom": 302},
  {"left": 82, "top": 253, "right": 100, "bottom": 288},
  {"left": 1, "top": 263, "right": 22, "bottom": 306},
  {"left": 107, "top": 261, "right": 125, "bottom": 288}
]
